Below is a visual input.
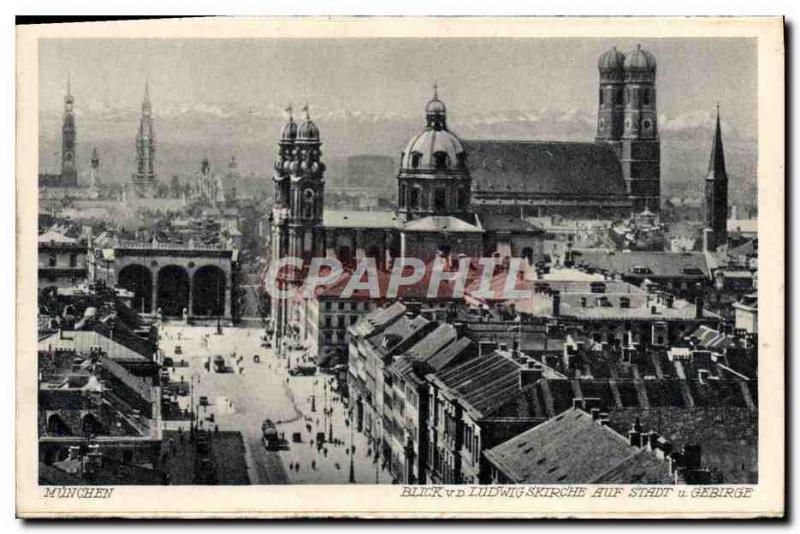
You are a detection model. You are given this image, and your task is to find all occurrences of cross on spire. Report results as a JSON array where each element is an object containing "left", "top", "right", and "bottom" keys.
[
  {"left": 302, "top": 101, "right": 311, "bottom": 120},
  {"left": 285, "top": 104, "right": 293, "bottom": 120},
  {"left": 433, "top": 82, "right": 438, "bottom": 100}
]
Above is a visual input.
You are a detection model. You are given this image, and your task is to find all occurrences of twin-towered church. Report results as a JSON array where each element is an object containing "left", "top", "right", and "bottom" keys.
[{"left": 269, "top": 44, "right": 667, "bottom": 273}]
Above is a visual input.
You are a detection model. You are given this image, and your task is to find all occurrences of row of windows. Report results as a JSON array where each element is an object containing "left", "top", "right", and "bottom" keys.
[
  {"left": 42, "top": 254, "right": 80, "bottom": 268},
  {"left": 323, "top": 300, "right": 372, "bottom": 312},
  {"left": 398, "top": 184, "right": 469, "bottom": 211},
  {"left": 599, "top": 86, "right": 656, "bottom": 107},
  {"left": 323, "top": 314, "right": 360, "bottom": 328},
  {"left": 406, "top": 151, "right": 467, "bottom": 170}
]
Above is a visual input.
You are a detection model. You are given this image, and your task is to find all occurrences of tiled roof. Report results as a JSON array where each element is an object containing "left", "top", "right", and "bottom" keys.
[
  {"left": 39, "top": 331, "right": 150, "bottom": 362},
  {"left": 432, "top": 351, "right": 528, "bottom": 418},
  {"left": 479, "top": 214, "right": 545, "bottom": 234},
  {"left": 484, "top": 408, "right": 672, "bottom": 484},
  {"left": 607, "top": 407, "right": 758, "bottom": 484},
  {"left": 350, "top": 302, "right": 406, "bottom": 338},
  {"left": 406, "top": 323, "right": 457, "bottom": 361},
  {"left": 689, "top": 325, "right": 737, "bottom": 351},
  {"left": 572, "top": 250, "right": 712, "bottom": 279},
  {"left": 427, "top": 337, "right": 475, "bottom": 371},
  {"left": 465, "top": 140, "right": 628, "bottom": 198}
]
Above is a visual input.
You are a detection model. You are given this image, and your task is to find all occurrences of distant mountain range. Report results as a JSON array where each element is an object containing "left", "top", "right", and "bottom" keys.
[{"left": 38, "top": 102, "right": 757, "bottom": 205}]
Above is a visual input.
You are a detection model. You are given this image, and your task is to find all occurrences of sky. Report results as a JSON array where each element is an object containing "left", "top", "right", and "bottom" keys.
[{"left": 38, "top": 37, "right": 757, "bottom": 136}]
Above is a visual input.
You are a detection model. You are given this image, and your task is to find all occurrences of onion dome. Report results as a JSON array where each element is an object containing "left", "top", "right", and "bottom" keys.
[
  {"left": 280, "top": 106, "right": 298, "bottom": 142},
  {"left": 624, "top": 44, "right": 656, "bottom": 71},
  {"left": 297, "top": 104, "right": 320, "bottom": 141},
  {"left": 598, "top": 46, "right": 626, "bottom": 73}
]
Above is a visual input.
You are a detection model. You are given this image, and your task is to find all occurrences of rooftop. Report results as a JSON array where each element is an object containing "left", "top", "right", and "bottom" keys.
[
  {"left": 484, "top": 408, "right": 672, "bottom": 484},
  {"left": 466, "top": 140, "right": 628, "bottom": 199}
]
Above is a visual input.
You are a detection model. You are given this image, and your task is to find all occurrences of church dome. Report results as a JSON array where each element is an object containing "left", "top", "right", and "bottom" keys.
[
  {"left": 400, "top": 129, "right": 465, "bottom": 171},
  {"left": 297, "top": 105, "right": 320, "bottom": 141},
  {"left": 280, "top": 118, "right": 297, "bottom": 141},
  {"left": 400, "top": 86, "right": 466, "bottom": 171},
  {"left": 598, "top": 46, "right": 626, "bottom": 72},
  {"left": 624, "top": 44, "right": 656, "bottom": 71}
]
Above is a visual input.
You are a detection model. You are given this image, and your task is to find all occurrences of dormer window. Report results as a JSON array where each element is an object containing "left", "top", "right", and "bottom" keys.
[
  {"left": 410, "top": 152, "right": 422, "bottom": 169},
  {"left": 433, "top": 151, "right": 450, "bottom": 170}
]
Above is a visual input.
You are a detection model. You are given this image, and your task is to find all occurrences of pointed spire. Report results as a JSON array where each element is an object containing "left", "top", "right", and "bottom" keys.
[
  {"left": 64, "top": 73, "right": 74, "bottom": 105},
  {"left": 285, "top": 104, "right": 293, "bottom": 121},
  {"left": 433, "top": 81, "right": 438, "bottom": 100},
  {"left": 302, "top": 101, "right": 310, "bottom": 120},
  {"left": 706, "top": 103, "right": 727, "bottom": 181}
]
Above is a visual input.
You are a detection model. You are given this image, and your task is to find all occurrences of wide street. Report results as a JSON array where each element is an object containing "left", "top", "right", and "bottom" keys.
[{"left": 159, "top": 323, "right": 393, "bottom": 484}]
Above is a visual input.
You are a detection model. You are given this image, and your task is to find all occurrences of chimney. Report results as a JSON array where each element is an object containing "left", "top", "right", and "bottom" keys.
[
  {"left": 572, "top": 398, "right": 586, "bottom": 410},
  {"left": 583, "top": 397, "right": 602, "bottom": 412},
  {"left": 654, "top": 437, "right": 672, "bottom": 459},
  {"left": 682, "top": 444, "right": 702, "bottom": 470},
  {"left": 551, "top": 290, "right": 561, "bottom": 318},
  {"left": 646, "top": 431, "right": 660, "bottom": 451},
  {"left": 498, "top": 342, "right": 508, "bottom": 352},
  {"left": 590, "top": 408, "right": 600, "bottom": 421},
  {"left": 454, "top": 322, "right": 467, "bottom": 339},
  {"left": 519, "top": 363, "right": 544, "bottom": 388},
  {"left": 694, "top": 297, "right": 704, "bottom": 319},
  {"left": 628, "top": 418, "right": 643, "bottom": 447},
  {"left": 479, "top": 340, "right": 498, "bottom": 357}
]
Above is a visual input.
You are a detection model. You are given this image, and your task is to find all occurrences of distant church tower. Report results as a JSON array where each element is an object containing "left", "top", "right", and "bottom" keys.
[
  {"left": 61, "top": 76, "right": 78, "bottom": 187},
  {"left": 132, "top": 81, "right": 158, "bottom": 197},
  {"left": 89, "top": 147, "right": 99, "bottom": 188},
  {"left": 270, "top": 105, "right": 325, "bottom": 346},
  {"left": 703, "top": 105, "right": 729, "bottom": 251},
  {"left": 597, "top": 45, "right": 660, "bottom": 212}
]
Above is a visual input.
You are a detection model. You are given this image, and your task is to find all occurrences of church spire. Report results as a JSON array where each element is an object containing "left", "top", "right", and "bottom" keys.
[{"left": 706, "top": 103, "right": 727, "bottom": 181}]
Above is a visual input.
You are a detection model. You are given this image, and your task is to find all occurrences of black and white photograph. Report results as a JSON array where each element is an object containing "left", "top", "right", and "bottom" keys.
[{"left": 15, "top": 16, "right": 784, "bottom": 519}]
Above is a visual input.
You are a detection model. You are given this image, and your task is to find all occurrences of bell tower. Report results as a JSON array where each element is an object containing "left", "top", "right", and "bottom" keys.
[
  {"left": 703, "top": 104, "right": 729, "bottom": 251},
  {"left": 596, "top": 46, "right": 626, "bottom": 142},
  {"left": 620, "top": 44, "right": 660, "bottom": 212},
  {"left": 61, "top": 75, "right": 78, "bottom": 187},
  {"left": 287, "top": 104, "right": 326, "bottom": 260}
]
